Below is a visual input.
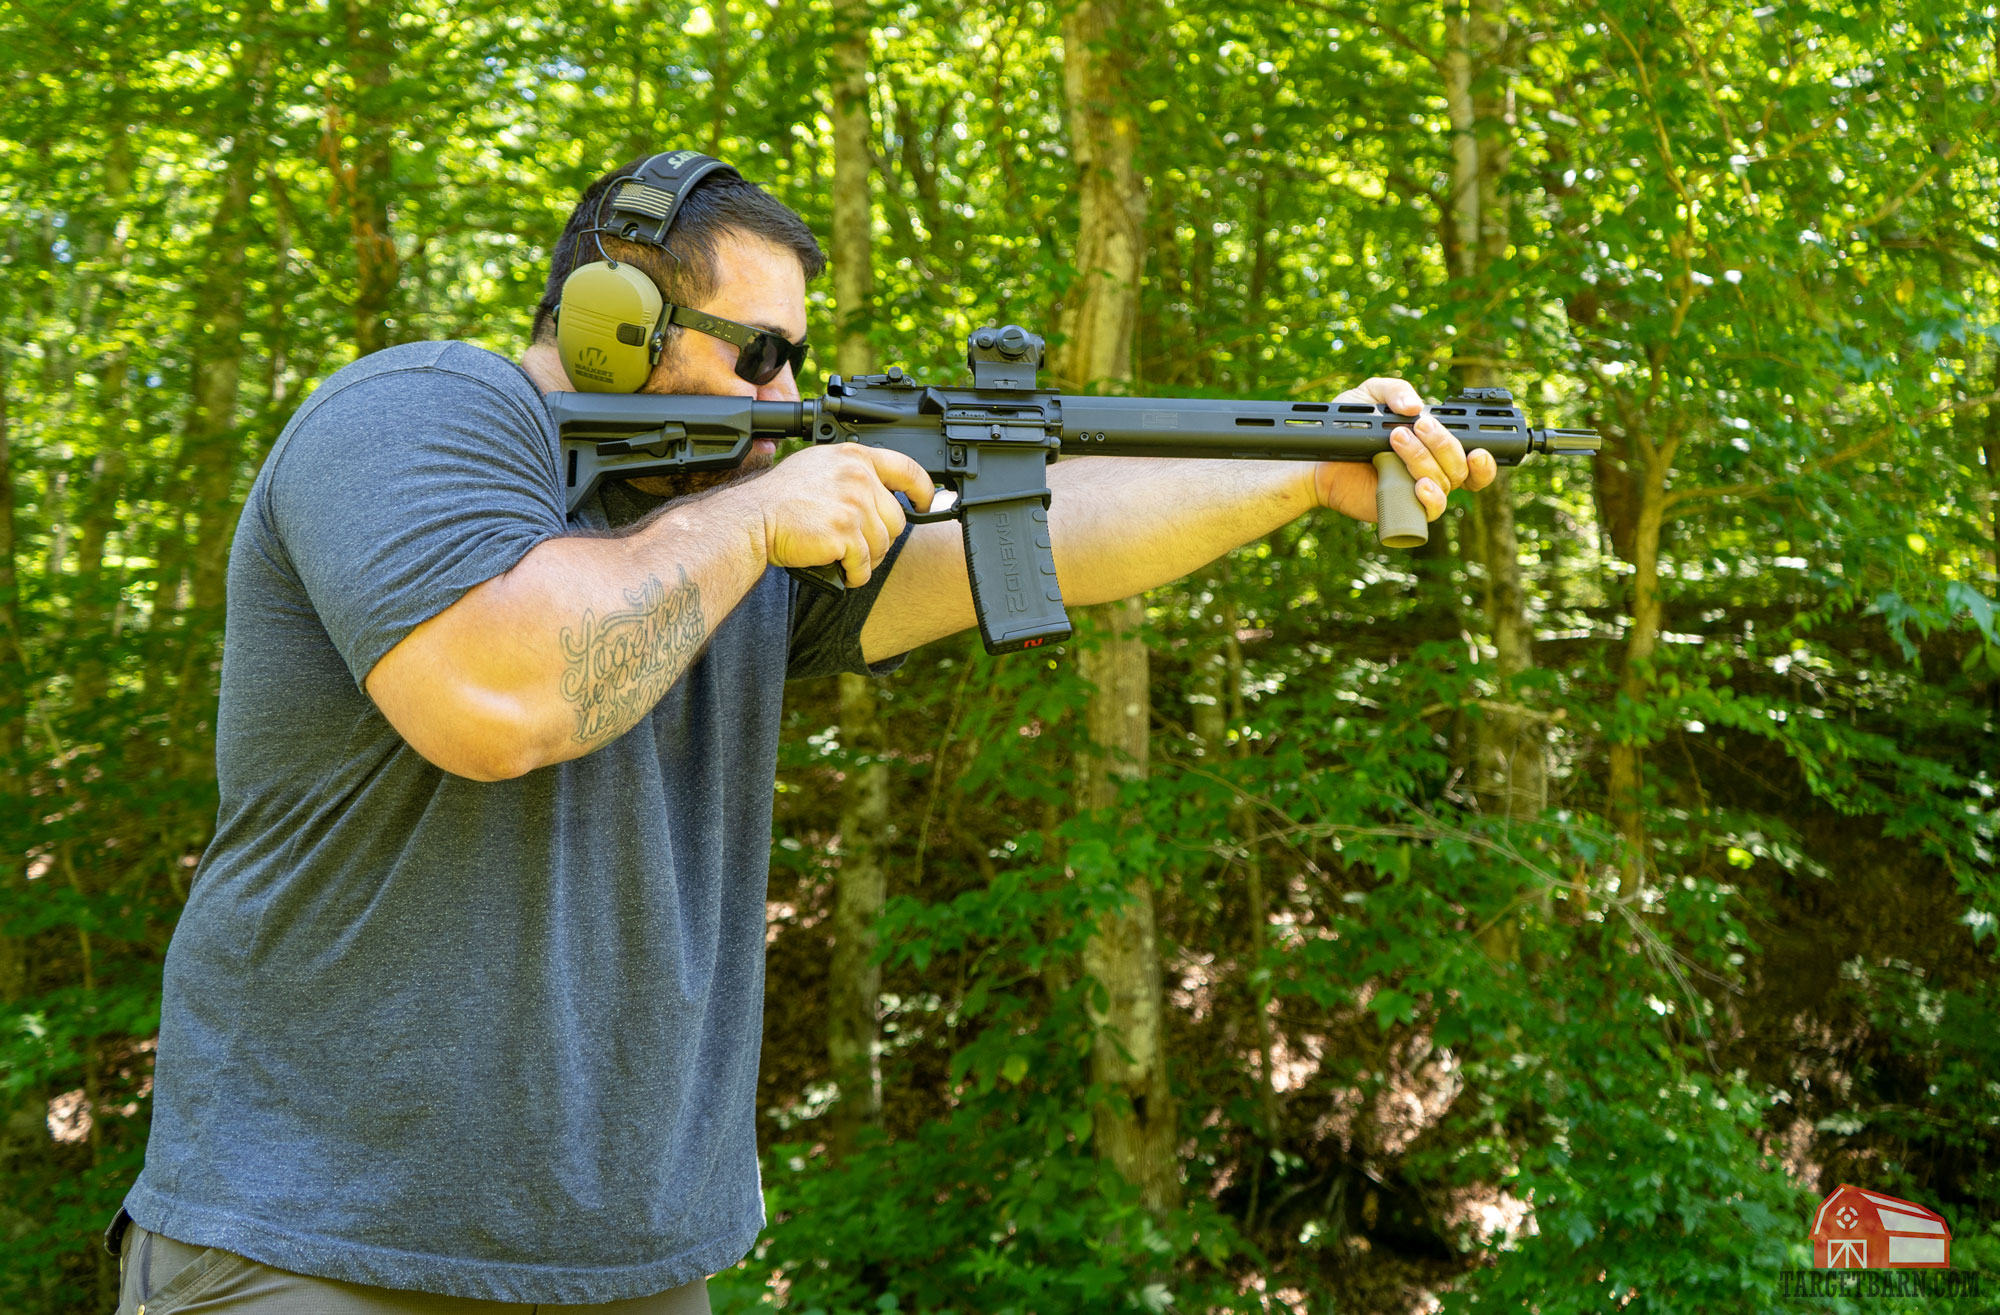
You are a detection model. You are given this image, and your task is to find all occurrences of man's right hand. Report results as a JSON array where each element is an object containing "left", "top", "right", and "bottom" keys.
[{"left": 757, "top": 444, "right": 936, "bottom": 587}]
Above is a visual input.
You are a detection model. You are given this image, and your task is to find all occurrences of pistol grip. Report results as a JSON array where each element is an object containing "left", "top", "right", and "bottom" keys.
[
  {"left": 786, "top": 487, "right": 957, "bottom": 595},
  {"left": 1372, "top": 451, "right": 1430, "bottom": 550},
  {"left": 787, "top": 563, "right": 848, "bottom": 593},
  {"left": 963, "top": 499, "right": 1070, "bottom": 655}
]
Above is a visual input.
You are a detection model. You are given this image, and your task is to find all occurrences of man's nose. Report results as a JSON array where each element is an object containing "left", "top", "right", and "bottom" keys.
[{"left": 756, "top": 365, "right": 801, "bottom": 403}]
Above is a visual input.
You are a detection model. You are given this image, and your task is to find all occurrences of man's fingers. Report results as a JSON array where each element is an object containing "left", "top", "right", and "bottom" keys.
[
  {"left": 837, "top": 503, "right": 896, "bottom": 586},
  {"left": 865, "top": 446, "right": 935, "bottom": 512},
  {"left": 1412, "top": 413, "right": 1470, "bottom": 488},
  {"left": 1417, "top": 476, "right": 1446, "bottom": 520},
  {"left": 1321, "top": 375, "right": 1506, "bottom": 524},
  {"left": 873, "top": 482, "right": 910, "bottom": 542},
  {"left": 841, "top": 534, "right": 872, "bottom": 588},
  {"left": 1359, "top": 376, "right": 1425, "bottom": 415},
  {"left": 765, "top": 445, "right": 920, "bottom": 584},
  {"left": 1335, "top": 377, "right": 1424, "bottom": 415},
  {"left": 862, "top": 500, "right": 896, "bottom": 563},
  {"left": 1391, "top": 427, "right": 1449, "bottom": 494}
]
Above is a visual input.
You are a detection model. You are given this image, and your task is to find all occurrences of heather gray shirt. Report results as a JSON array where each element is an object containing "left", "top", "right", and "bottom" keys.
[{"left": 124, "top": 341, "right": 908, "bottom": 1304}]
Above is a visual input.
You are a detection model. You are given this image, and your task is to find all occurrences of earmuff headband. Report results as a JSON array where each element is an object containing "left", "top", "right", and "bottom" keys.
[{"left": 596, "top": 150, "right": 742, "bottom": 254}]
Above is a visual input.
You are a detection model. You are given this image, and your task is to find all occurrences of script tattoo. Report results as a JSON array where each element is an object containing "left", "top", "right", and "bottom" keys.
[{"left": 558, "top": 569, "right": 707, "bottom": 746}]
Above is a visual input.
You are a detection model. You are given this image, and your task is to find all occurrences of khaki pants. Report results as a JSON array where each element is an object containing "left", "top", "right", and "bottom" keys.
[{"left": 109, "top": 1213, "right": 711, "bottom": 1314}]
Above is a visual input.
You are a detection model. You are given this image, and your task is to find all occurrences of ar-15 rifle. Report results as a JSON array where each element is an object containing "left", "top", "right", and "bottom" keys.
[{"left": 547, "top": 324, "right": 1600, "bottom": 656}]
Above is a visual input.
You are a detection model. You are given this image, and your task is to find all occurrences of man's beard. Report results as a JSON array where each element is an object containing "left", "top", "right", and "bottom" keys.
[
  {"left": 623, "top": 360, "right": 776, "bottom": 502},
  {"left": 624, "top": 446, "right": 774, "bottom": 503}
]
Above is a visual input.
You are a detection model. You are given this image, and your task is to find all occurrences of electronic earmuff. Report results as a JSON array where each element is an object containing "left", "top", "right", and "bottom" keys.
[
  {"left": 553, "top": 149, "right": 742, "bottom": 393},
  {"left": 555, "top": 262, "right": 663, "bottom": 392}
]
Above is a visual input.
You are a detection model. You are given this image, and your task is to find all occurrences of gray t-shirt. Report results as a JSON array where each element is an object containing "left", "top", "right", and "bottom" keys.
[{"left": 123, "top": 341, "right": 908, "bottom": 1304}]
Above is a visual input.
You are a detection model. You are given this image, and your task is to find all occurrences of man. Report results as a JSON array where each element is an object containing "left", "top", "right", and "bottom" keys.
[{"left": 107, "top": 154, "right": 1493, "bottom": 1312}]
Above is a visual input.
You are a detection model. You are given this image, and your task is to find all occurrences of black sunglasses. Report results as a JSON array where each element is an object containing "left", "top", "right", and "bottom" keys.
[{"left": 665, "top": 305, "right": 810, "bottom": 386}]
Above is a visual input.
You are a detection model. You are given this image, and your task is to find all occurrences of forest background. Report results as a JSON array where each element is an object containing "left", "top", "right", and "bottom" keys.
[{"left": 3, "top": 0, "right": 1998, "bottom": 1311}]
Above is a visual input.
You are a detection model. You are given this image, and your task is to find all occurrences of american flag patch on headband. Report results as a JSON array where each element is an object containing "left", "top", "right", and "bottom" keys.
[{"left": 616, "top": 183, "right": 676, "bottom": 218}]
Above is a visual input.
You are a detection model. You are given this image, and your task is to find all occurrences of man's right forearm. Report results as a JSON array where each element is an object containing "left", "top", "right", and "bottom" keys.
[
  {"left": 366, "top": 440, "right": 931, "bottom": 780},
  {"left": 365, "top": 488, "right": 771, "bottom": 781}
]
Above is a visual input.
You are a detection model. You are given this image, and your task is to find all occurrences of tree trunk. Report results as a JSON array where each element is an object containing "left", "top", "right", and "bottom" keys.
[
  {"left": 707, "top": 0, "right": 733, "bottom": 155},
  {"left": 831, "top": 0, "right": 874, "bottom": 380},
  {"left": 829, "top": 672, "right": 887, "bottom": 1147},
  {"left": 1076, "top": 595, "right": 1178, "bottom": 1214},
  {"left": 69, "top": 126, "right": 136, "bottom": 712},
  {"left": 1447, "top": 2, "right": 1543, "bottom": 821},
  {"left": 1053, "top": 0, "right": 1147, "bottom": 393},
  {"left": 1057, "top": 0, "right": 1178, "bottom": 1217},
  {"left": 337, "top": 0, "right": 398, "bottom": 358},
  {"left": 1189, "top": 203, "right": 1216, "bottom": 387},
  {"left": 621, "top": 15, "right": 651, "bottom": 160},
  {"left": 260, "top": 160, "right": 297, "bottom": 448},
  {"left": 1244, "top": 166, "right": 1275, "bottom": 393},
  {"left": 825, "top": 0, "right": 887, "bottom": 1153},
  {"left": 163, "top": 96, "right": 267, "bottom": 761},
  {"left": 1200, "top": 591, "right": 1280, "bottom": 1146},
  {"left": 0, "top": 334, "right": 25, "bottom": 1007},
  {"left": 1984, "top": 347, "right": 1999, "bottom": 601},
  {"left": 1606, "top": 427, "right": 1670, "bottom": 883},
  {"left": 1982, "top": 349, "right": 1999, "bottom": 718},
  {"left": 1137, "top": 171, "right": 1186, "bottom": 387},
  {"left": 1591, "top": 413, "right": 1642, "bottom": 565},
  {"left": 0, "top": 336, "right": 38, "bottom": 1261}
]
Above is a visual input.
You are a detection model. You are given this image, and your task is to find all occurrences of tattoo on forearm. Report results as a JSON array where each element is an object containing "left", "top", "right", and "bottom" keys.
[{"left": 559, "top": 568, "right": 707, "bottom": 746}]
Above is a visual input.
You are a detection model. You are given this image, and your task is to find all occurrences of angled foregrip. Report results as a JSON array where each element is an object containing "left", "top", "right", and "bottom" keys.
[
  {"left": 962, "top": 500, "right": 1070, "bottom": 655},
  {"left": 1372, "top": 452, "right": 1429, "bottom": 549}
]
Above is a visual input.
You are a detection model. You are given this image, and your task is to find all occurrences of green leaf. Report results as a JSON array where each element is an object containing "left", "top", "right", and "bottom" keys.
[{"left": 1369, "top": 989, "right": 1415, "bottom": 1030}]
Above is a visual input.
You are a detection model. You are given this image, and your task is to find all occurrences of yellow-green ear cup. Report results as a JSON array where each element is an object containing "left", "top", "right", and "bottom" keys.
[{"left": 556, "top": 261, "right": 663, "bottom": 392}]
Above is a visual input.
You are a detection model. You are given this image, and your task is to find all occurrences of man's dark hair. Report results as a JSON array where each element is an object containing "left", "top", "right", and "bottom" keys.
[{"left": 532, "top": 154, "right": 826, "bottom": 349}]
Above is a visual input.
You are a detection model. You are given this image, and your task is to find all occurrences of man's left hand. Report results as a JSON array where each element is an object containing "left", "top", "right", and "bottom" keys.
[{"left": 1312, "top": 377, "right": 1499, "bottom": 523}]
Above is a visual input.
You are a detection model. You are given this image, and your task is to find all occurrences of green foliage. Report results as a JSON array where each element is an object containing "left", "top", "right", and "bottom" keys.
[{"left": 720, "top": 1007, "right": 1242, "bottom": 1315}]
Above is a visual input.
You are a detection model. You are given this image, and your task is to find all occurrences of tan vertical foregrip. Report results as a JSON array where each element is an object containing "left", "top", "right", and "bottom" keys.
[{"left": 1372, "top": 451, "right": 1429, "bottom": 549}]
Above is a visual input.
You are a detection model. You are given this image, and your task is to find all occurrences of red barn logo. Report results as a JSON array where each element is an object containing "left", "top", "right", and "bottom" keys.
[{"left": 1811, "top": 1184, "right": 1951, "bottom": 1269}]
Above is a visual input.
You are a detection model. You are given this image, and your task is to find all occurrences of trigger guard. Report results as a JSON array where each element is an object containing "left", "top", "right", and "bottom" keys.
[{"left": 906, "top": 487, "right": 961, "bottom": 525}]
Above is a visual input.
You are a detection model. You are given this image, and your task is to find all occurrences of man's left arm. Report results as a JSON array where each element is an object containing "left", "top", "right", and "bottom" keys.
[{"left": 860, "top": 379, "right": 1497, "bottom": 664}]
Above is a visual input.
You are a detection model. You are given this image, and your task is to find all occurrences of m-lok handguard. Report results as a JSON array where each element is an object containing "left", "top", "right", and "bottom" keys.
[{"left": 545, "top": 325, "right": 1600, "bottom": 656}]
